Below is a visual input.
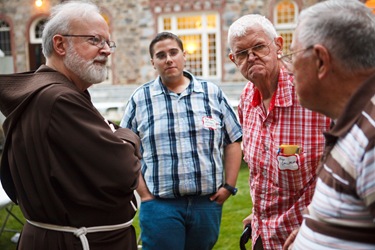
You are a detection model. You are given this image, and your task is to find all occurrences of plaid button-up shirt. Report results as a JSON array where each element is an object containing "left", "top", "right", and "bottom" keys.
[
  {"left": 121, "top": 71, "right": 242, "bottom": 198},
  {"left": 238, "top": 68, "right": 331, "bottom": 250}
]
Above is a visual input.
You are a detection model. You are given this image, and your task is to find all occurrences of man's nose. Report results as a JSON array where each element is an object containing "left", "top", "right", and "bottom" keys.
[
  {"left": 165, "top": 53, "right": 173, "bottom": 62},
  {"left": 246, "top": 50, "right": 257, "bottom": 60}
]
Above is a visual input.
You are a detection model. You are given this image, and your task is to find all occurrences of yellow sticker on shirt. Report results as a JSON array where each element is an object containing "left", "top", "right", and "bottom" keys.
[{"left": 278, "top": 144, "right": 300, "bottom": 154}]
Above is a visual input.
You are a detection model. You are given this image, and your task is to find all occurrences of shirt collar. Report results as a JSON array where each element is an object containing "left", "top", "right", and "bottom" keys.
[
  {"left": 151, "top": 71, "right": 203, "bottom": 96},
  {"left": 327, "top": 72, "right": 375, "bottom": 138}
]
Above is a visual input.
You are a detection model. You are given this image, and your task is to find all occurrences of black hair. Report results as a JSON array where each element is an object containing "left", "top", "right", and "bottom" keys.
[{"left": 149, "top": 32, "right": 184, "bottom": 58}]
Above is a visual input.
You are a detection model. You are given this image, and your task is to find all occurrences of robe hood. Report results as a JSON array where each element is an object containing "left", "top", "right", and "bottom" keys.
[
  {"left": 0, "top": 65, "right": 74, "bottom": 201},
  {"left": 0, "top": 65, "right": 72, "bottom": 134}
]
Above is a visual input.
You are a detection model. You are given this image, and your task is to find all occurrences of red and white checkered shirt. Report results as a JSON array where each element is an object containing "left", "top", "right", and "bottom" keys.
[{"left": 238, "top": 68, "right": 331, "bottom": 250}]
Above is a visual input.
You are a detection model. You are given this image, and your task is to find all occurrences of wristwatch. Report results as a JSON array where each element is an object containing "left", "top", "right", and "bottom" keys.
[{"left": 223, "top": 183, "right": 238, "bottom": 196}]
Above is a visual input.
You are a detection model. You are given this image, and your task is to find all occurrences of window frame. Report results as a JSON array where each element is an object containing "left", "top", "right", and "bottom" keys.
[
  {"left": 157, "top": 11, "right": 222, "bottom": 80},
  {"left": 30, "top": 18, "right": 46, "bottom": 44},
  {"left": 273, "top": 0, "right": 299, "bottom": 54}
]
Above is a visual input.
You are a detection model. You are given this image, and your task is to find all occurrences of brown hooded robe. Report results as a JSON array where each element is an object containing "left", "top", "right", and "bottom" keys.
[{"left": 0, "top": 65, "right": 141, "bottom": 250}]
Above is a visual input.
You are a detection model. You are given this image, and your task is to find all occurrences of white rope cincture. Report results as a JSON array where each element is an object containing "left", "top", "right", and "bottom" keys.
[{"left": 27, "top": 218, "right": 133, "bottom": 250}]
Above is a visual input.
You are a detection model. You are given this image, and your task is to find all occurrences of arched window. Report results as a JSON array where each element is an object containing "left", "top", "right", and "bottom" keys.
[
  {"left": 158, "top": 12, "right": 221, "bottom": 80},
  {"left": 30, "top": 18, "right": 46, "bottom": 44},
  {"left": 0, "top": 20, "right": 13, "bottom": 73},
  {"left": 274, "top": 0, "right": 298, "bottom": 54}
]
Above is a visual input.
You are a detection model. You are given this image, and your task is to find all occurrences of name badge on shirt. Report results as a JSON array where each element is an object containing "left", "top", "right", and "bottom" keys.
[
  {"left": 202, "top": 116, "right": 218, "bottom": 130},
  {"left": 277, "top": 155, "right": 299, "bottom": 170},
  {"left": 277, "top": 144, "right": 301, "bottom": 171}
]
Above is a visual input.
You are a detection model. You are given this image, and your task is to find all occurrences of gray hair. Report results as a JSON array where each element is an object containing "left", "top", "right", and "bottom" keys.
[
  {"left": 42, "top": 1, "right": 101, "bottom": 57},
  {"left": 297, "top": 0, "right": 375, "bottom": 71},
  {"left": 228, "top": 14, "right": 278, "bottom": 50}
]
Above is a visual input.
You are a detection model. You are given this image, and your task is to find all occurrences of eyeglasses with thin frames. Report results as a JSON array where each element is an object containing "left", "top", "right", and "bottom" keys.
[
  {"left": 279, "top": 46, "right": 313, "bottom": 74},
  {"left": 231, "top": 40, "right": 273, "bottom": 63},
  {"left": 61, "top": 34, "right": 116, "bottom": 52}
]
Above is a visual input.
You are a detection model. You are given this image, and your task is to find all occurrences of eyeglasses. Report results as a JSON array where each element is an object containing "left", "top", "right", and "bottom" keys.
[
  {"left": 279, "top": 46, "right": 313, "bottom": 74},
  {"left": 231, "top": 40, "right": 273, "bottom": 63},
  {"left": 61, "top": 34, "right": 116, "bottom": 52}
]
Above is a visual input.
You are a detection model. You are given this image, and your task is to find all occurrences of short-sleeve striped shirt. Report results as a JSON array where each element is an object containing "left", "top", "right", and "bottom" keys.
[
  {"left": 293, "top": 74, "right": 375, "bottom": 249},
  {"left": 120, "top": 71, "right": 242, "bottom": 198},
  {"left": 238, "top": 68, "right": 331, "bottom": 250}
]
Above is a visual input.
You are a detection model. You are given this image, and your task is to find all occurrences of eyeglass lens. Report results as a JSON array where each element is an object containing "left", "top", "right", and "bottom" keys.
[
  {"left": 89, "top": 35, "right": 116, "bottom": 50},
  {"left": 234, "top": 44, "right": 271, "bottom": 62}
]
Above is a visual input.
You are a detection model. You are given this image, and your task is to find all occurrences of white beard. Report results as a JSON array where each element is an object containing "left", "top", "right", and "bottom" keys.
[{"left": 64, "top": 44, "right": 108, "bottom": 84}]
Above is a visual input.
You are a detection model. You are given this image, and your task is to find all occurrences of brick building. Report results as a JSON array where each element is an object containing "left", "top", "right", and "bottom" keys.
[{"left": 0, "top": 0, "right": 372, "bottom": 85}]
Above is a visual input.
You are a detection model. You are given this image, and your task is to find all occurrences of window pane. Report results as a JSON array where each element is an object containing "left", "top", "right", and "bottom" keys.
[
  {"left": 0, "top": 20, "right": 11, "bottom": 56},
  {"left": 277, "top": 0, "right": 295, "bottom": 24},
  {"left": 163, "top": 17, "right": 171, "bottom": 30},
  {"left": 180, "top": 34, "right": 202, "bottom": 76},
  {"left": 207, "top": 15, "right": 216, "bottom": 28},
  {"left": 159, "top": 13, "right": 220, "bottom": 78},
  {"left": 279, "top": 31, "right": 293, "bottom": 54},
  {"left": 0, "top": 20, "right": 9, "bottom": 31},
  {"left": 35, "top": 19, "right": 46, "bottom": 39},
  {"left": 177, "top": 16, "right": 202, "bottom": 29},
  {"left": 208, "top": 34, "right": 216, "bottom": 75}
]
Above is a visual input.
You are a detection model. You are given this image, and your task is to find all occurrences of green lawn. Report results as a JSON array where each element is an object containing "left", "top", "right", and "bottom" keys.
[
  {"left": 214, "top": 163, "right": 253, "bottom": 250},
  {"left": 0, "top": 205, "right": 24, "bottom": 250},
  {"left": 0, "top": 162, "right": 252, "bottom": 250}
]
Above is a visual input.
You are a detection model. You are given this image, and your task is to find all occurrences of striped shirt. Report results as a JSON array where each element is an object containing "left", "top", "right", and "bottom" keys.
[
  {"left": 293, "top": 74, "right": 375, "bottom": 249},
  {"left": 238, "top": 68, "right": 331, "bottom": 250},
  {"left": 120, "top": 71, "right": 242, "bottom": 198}
]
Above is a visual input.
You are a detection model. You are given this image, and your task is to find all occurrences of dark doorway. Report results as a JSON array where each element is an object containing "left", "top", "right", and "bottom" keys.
[{"left": 28, "top": 43, "right": 45, "bottom": 70}]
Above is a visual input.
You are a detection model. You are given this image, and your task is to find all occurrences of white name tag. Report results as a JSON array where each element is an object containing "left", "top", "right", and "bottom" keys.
[
  {"left": 202, "top": 116, "right": 218, "bottom": 130},
  {"left": 277, "top": 155, "right": 299, "bottom": 171}
]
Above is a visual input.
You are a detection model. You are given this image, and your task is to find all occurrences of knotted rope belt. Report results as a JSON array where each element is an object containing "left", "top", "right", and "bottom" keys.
[{"left": 27, "top": 218, "right": 133, "bottom": 250}]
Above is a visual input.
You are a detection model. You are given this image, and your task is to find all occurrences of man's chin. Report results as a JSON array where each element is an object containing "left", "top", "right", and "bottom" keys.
[
  {"left": 91, "top": 68, "right": 107, "bottom": 82},
  {"left": 248, "top": 72, "right": 264, "bottom": 82},
  {"left": 94, "top": 75, "right": 107, "bottom": 83},
  {"left": 245, "top": 67, "right": 264, "bottom": 81}
]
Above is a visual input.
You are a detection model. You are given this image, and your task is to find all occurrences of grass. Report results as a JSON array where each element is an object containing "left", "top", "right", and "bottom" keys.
[
  {"left": 0, "top": 161, "right": 252, "bottom": 250},
  {"left": 214, "top": 162, "right": 253, "bottom": 250},
  {"left": 0, "top": 205, "right": 24, "bottom": 250}
]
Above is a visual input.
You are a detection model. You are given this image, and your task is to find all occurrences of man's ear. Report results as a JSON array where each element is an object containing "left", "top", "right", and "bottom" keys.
[
  {"left": 150, "top": 58, "right": 155, "bottom": 69},
  {"left": 313, "top": 44, "right": 331, "bottom": 79},
  {"left": 274, "top": 36, "right": 284, "bottom": 53},
  {"left": 53, "top": 35, "right": 66, "bottom": 56}
]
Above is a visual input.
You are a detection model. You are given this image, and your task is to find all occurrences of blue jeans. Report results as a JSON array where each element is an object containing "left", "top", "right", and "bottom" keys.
[{"left": 139, "top": 195, "right": 223, "bottom": 250}]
